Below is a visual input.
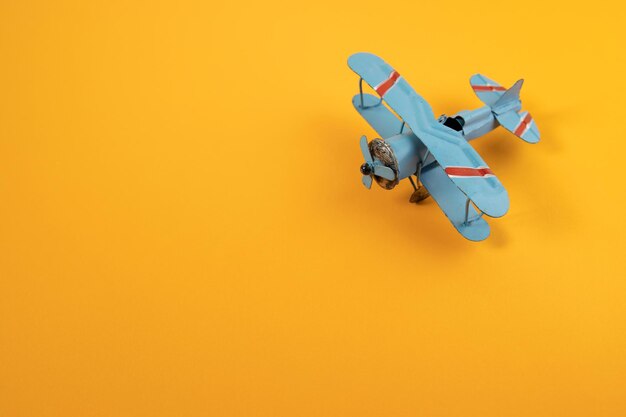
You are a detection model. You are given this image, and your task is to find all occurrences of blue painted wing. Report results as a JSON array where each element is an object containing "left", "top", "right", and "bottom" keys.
[
  {"left": 470, "top": 74, "right": 507, "bottom": 106},
  {"left": 348, "top": 52, "right": 509, "bottom": 218},
  {"left": 351, "top": 93, "right": 405, "bottom": 139},
  {"left": 348, "top": 53, "right": 436, "bottom": 125},
  {"left": 415, "top": 126, "right": 508, "bottom": 217},
  {"left": 420, "top": 161, "right": 490, "bottom": 241},
  {"left": 495, "top": 110, "right": 540, "bottom": 144}
]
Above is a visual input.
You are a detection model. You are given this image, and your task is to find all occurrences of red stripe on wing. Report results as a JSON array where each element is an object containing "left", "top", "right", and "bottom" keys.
[
  {"left": 444, "top": 166, "right": 494, "bottom": 177},
  {"left": 375, "top": 70, "right": 401, "bottom": 97}
]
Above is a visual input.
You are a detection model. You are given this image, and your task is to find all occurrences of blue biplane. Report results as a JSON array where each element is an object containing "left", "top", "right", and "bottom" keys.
[{"left": 349, "top": 52, "right": 539, "bottom": 241}]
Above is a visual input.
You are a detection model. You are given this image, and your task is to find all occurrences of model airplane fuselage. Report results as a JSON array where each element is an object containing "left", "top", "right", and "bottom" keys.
[{"left": 349, "top": 53, "right": 539, "bottom": 241}]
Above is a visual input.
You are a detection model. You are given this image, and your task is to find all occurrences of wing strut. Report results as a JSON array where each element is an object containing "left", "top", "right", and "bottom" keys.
[
  {"left": 358, "top": 78, "right": 382, "bottom": 109},
  {"left": 464, "top": 198, "right": 484, "bottom": 225}
]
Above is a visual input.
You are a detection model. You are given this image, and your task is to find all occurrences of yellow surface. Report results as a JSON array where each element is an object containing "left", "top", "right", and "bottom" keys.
[{"left": 1, "top": 1, "right": 625, "bottom": 416}]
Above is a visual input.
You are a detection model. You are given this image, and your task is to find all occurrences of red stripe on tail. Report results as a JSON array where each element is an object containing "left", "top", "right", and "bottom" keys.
[
  {"left": 472, "top": 85, "right": 506, "bottom": 92},
  {"left": 514, "top": 113, "right": 533, "bottom": 136}
]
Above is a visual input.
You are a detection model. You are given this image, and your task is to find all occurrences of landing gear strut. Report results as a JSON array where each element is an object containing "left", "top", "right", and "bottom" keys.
[{"left": 408, "top": 166, "right": 430, "bottom": 204}]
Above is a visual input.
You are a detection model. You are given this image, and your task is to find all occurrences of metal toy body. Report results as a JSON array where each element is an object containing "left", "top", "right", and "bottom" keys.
[{"left": 349, "top": 53, "right": 539, "bottom": 241}]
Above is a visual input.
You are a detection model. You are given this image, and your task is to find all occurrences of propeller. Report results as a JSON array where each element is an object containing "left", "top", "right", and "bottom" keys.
[{"left": 359, "top": 135, "right": 395, "bottom": 189}]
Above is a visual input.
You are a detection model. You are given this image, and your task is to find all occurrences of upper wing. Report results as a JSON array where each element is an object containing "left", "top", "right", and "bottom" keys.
[
  {"left": 470, "top": 74, "right": 506, "bottom": 106},
  {"left": 348, "top": 52, "right": 509, "bottom": 218},
  {"left": 348, "top": 52, "right": 436, "bottom": 125},
  {"left": 414, "top": 126, "right": 509, "bottom": 217}
]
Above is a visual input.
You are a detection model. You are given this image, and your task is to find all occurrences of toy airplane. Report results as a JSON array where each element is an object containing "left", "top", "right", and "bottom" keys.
[{"left": 349, "top": 52, "right": 539, "bottom": 241}]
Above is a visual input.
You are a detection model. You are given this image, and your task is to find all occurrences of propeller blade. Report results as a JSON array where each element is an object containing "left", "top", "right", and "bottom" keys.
[
  {"left": 374, "top": 165, "right": 395, "bottom": 180},
  {"left": 362, "top": 174, "right": 372, "bottom": 189},
  {"left": 360, "top": 135, "right": 372, "bottom": 163}
]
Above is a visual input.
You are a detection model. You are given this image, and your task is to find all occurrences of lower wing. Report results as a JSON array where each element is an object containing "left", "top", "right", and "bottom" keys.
[
  {"left": 420, "top": 161, "right": 491, "bottom": 242},
  {"left": 351, "top": 93, "right": 405, "bottom": 139}
]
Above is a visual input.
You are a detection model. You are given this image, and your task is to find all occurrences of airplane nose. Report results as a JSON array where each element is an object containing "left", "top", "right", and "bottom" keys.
[{"left": 360, "top": 163, "right": 372, "bottom": 176}]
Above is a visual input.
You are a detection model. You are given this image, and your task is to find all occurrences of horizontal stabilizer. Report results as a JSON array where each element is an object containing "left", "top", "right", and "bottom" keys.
[
  {"left": 470, "top": 74, "right": 507, "bottom": 106},
  {"left": 495, "top": 110, "right": 540, "bottom": 144},
  {"left": 471, "top": 73, "right": 539, "bottom": 144}
]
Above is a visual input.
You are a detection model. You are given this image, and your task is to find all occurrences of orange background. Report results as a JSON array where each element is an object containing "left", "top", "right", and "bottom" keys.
[{"left": 1, "top": 1, "right": 625, "bottom": 416}]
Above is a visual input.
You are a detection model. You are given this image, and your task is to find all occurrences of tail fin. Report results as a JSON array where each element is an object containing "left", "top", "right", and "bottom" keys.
[
  {"left": 492, "top": 79, "right": 523, "bottom": 114},
  {"left": 470, "top": 74, "right": 540, "bottom": 144}
]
